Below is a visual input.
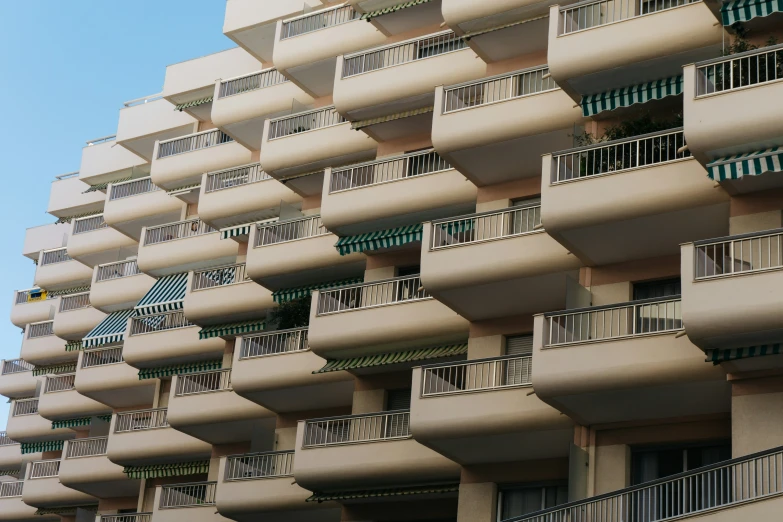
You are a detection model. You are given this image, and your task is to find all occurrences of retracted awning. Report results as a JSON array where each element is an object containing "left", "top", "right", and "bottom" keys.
[
  {"left": 123, "top": 460, "right": 210, "bottom": 479},
  {"left": 707, "top": 147, "right": 783, "bottom": 181},
  {"left": 307, "top": 483, "right": 459, "bottom": 502},
  {"left": 54, "top": 209, "right": 104, "bottom": 225},
  {"left": 198, "top": 320, "right": 265, "bottom": 340},
  {"left": 166, "top": 183, "right": 201, "bottom": 197},
  {"left": 220, "top": 222, "right": 253, "bottom": 240},
  {"left": 47, "top": 285, "right": 91, "bottom": 297},
  {"left": 335, "top": 224, "right": 423, "bottom": 256},
  {"left": 174, "top": 97, "right": 213, "bottom": 111},
  {"left": 351, "top": 107, "right": 434, "bottom": 130},
  {"left": 83, "top": 177, "right": 132, "bottom": 193},
  {"left": 462, "top": 14, "right": 549, "bottom": 40},
  {"left": 721, "top": 0, "right": 783, "bottom": 24},
  {"left": 315, "top": 343, "right": 468, "bottom": 374},
  {"left": 35, "top": 505, "right": 98, "bottom": 516},
  {"left": 65, "top": 341, "right": 83, "bottom": 352},
  {"left": 134, "top": 273, "right": 188, "bottom": 316},
  {"left": 361, "top": 0, "right": 431, "bottom": 20},
  {"left": 32, "top": 363, "right": 77, "bottom": 376},
  {"left": 21, "top": 440, "right": 65, "bottom": 454},
  {"left": 706, "top": 343, "right": 782, "bottom": 364},
  {"left": 581, "top": 76, "right": 683, "bottom": 117},
  {"left": 272, "top": 277, "right": 364, "bottom": 304},
  {"left": 137, "top": 360, "right": 222, "bottom": 380},
  {"left": 82, "top": 308, "right": 134, "bottom": 348},
  {"left": 51, "top": 414, "right": 111, "bottom": 430}
]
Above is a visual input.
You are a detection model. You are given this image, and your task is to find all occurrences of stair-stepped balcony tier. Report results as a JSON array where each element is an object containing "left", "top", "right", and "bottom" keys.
[
  {"left": 0, "top": 433, "right": 28, "bottom": 472},
  {"left": 184, "top": 264, "right": 274, "bottom": 326},
  {"left": 90, "top": 260, "right": 156, "bottom": 313},
  {"left": 137, "top": 219, "right": 239, "bottom": 277},
  {"left": 60, "top": 437, "right": 139, "bottom": 498},
  {"left": 547, "top": 0, "right": 722, "bottom": 102},
  {"left": 231, "top": 329, "right": 354, "bottom": 412},
  {"left": 420, "top": 205, "right": 582, "bottom": 321},
  {"left": 0, "top": 359, "right": 38, "bottom": 398},
  {"left": 541, "top": 129, "right": 731, "bottom": 266},
  {"left": 198, "top": 164, "right": 302, "bottom": 229},
  {"left": 0, "top": 481, "right": 59, "bottom": 522},
  {"left": 116, "top": 96, "right": 197, "bottom": 161},
  {"left": 66, "top": 214, "right": 138, "bottom": 268},
  {"left": 308, "top": 275, "right": 469, "bottom": 359},
  {"left": 75, "top": 347, "right": 156, "bottom": 408},
  {"left": 321, "top": 150, "right": 477, "bottom": 235},
  {"left": 431, "top": 66, "right": 583, "bottom": 186},
  {"left": 33, "top": 249, "right": 94, "bottom": 292},
  {"left": 246, "top": 215, "right": 365, "bottom": 290},
  {"left": 532, "top": 297, "right": 729, "bottom": 426},
  {"left": 294, "top": 411, "right": 461, "bottom": 491},
  {"left": 47, "top": 174, "right": 105, "bottom": 219},
  {"left": 152, "top": 482, "right": 231, "bottom": 522},
  {"left": 11, "top": 289, "right": 58, "bottom": 329},
  {"left": 23, "top": 223, "right": 69, "bottom": 264},
  {"left": 106, "top": 408, "right": 212, "bottom": 466},
  {"left": 5, "top": 399, "right": 76, "bottom": 443},
  {"left": 22, "top": 460, "right": 98, "bottom": 509},
  {"left": 52, "top": 293, "right": 106, "bottom": 340},
  {"left": 409, "top": 356, "right": 573, "bottom": 465},
  {"left": 79, "top": 135, "right": 148, "bottom": 187},
  {"left": 21, "top": 321, "right": 74, "bottom": 366},
  {"left": 260, "top": 106, "right": 378, "bottom": 179},
  {"left": 38, "top": 374, "right": 111, "bottom": 421},
  {"left": 216, "top": 451, "right": 341, "bottom": 522},
  {"left": 104, "top": 177, "right": 186, "bottom": 241}
]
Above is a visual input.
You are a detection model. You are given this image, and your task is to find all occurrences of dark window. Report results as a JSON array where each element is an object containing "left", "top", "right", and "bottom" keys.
[
  {"left": 386, "top": 389, "right": 411, "bottom": 411},
  {"left": 396, "top": 265, "right": 420, "bottom": 277},
  {"left": 498, "top": 484, "right": 568, "bottom": 520},
  {"left": 632, "top": 278, "right": 681, "bottom": 300},
  {"left": 631, "top": 442, "right": 731, "bottom": 484}
]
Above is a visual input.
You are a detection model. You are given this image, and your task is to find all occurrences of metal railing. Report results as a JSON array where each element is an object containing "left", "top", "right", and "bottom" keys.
[
  {"left": 546, "top": 297, "right": 683, "bottom": 346},
  {"left": 30, "top": 460, "right": 60, "bottom": 479},
  {"left": 0, "top": 431, "right": 17, "bottom": 445},
  {"left": 175, "top": 369, "right": 231, "bottom": 396},
  {"left": 100, "top": 515, "right": 152, "bottom": 522},
  {"left": 444, "top": 66, "right": 556, "bottom": 113},
  {"left": 316, "top": 275, "right": 430, "bottom": 315},
  {"left": 66, "top": 436, "right": 108, "bottom": 458},
  {"left": 240, "top": 328, "right": 309, "bottom": 358},
  {"left": 40, "top": 248, "right": 71, "bottom": 266},
  {"left": 157, "top": 129, "right": 233, "bottom": 159},
  {"left": 559, "top": 0, "right": 697, "bottom": 34},
  {"left": 72, "top": 214, "right": 107, "bottom": 235},
  {"left": 205, "top": 163, "right": 270, "bottom": 192},
  {"left": 130, "top": 311, "right": 194, "bottom": 336},
  {"left": 192, "top": 263, "right": 249, "bottom": 290},
  {"left": 82, "top": 346, "right": 124, "bottom": 368},
  {"left": 109, "top": 177, "right": 160, "bottom": 200},
  {"left": 160, "top": 482, "right": 217, "bottom": 509},
  {"left": 96, "top": 259, "right": 140, "bottom": 281},
  {"left": 0, "top": 481, "right": 23, "bottom": 498},
  {"left": 255, "top": 215, "right": 327, "bottom": 246},
  {"left": 123, "top": 93, "right": 162, "bottom": 107},
  {"left": 45, "top": 373, "right": 76, "bottom": 393},
  {"left": 695, "top": 230, "right": 783, "bottom": 279},
  {"left": 27, "top": 321, "right": 54, "bottom": 338},
  {"left": 12, "top": 398, "right": 38, "bottom": 416},
  {"left": 281, "top": 4, "right": 360, "bottom": 39},
  {"left": 225, "top": 450, "right": 295, "bottom": 480},
  {"left": 115, "top": 408, "right": 168, "bottom": 432},
  {"left": 2, "top": 358, "right": 34, "bottom": 375},
  {"left": 268, "top": 106, "right": 345, "bottom": 140},
  {"left": 59, "top": 292, "right": 90, "bottom": 312},
  {"left": 430, "top": 205, "right": 542, "bottom": 250},
  {"left": 421, "top": 355, "right": 533, "bottom": 397},
  {"left": 330, "top": 149, "right": 451, "bottom": 192},
  {"left": 303, "top": 410, "right": 411, "bottom": 447},
  {"left": 696, "top": 43, "right": 783, "bottom": 96},
  {"left": 343, "top": 31, "right": 467, "bottom": 78},
  {"left": 218, "top": 68, "right": 289, "bottom": 98},
  {"left": 15, "top": 288, "right": 52, "bottom": 304},
  {"left": 86, "top": 135, "right": 116, "bottom": 146},
  {"left": 551, "top": 128, "right": 690, "bottom": 183},
  {"left": 144, "top": 218, "right": 217, "bottom": 245}
]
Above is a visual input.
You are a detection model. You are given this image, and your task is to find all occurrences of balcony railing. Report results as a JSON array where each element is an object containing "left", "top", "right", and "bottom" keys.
[
  {"left": 109, "top": 177, "right": 160, "bottom": 200},
  {"left": 421, "top": 355, "right": 533, "bottom": 397},
  {"left": 12, "top": 398, "right": 38, "bottom": 416},
  {"left": 329, "top": 149, "right": 451, "bottom": 192},
  {"left": 343, "top": 30, "right": 467, "bottom": 78},
  {"left": 82, "top": 346, "right": 124, "bottom": 368},
  {"left": 130, "top": 311, "right": 194, "bottom": 336},
  {"left": 45, "top": 373, "right": 76, "bottom": 393},
  {"left": 443, "top": 65, "right": 556, "bottom": 114},
  {"left": 40, "top": 248, "right": 71, "bottom": 266},
  {"left": 100, "top": 515, "right": 152, "bottom": 522},
  {"left": 160, "top": 482, "right": 217, "bottom": 509},
  {"left": 696, "top": 43, "right": 783, "bottom": 97},
  {"left": 303, "top": 410, "right": 411, "bottom": 448},
  {"left": 115, "top": 408, "right": 168, "bottom": 433},
  {"left": 192, "top": 263, "right": 249, "bottom": 291},
  {"left": 66, "top": 436, "right": 108, "bottom": 458},
  {"left": 695, "top": 230, "right": 783, "bottom": 279},
  {"left": 268, "top": 106, "right": 345, "bottom": 140},
  {"left": 30, "top": 459, "right": 60, "bottom": 479},
  {"left": 0, "top": 431, "right": 17, "bottom": 446},
  {"left": 0, "top": 481, "right": 23, "bottom": 498},
  {"left": 254, "top": 215, "right": 327, "bottom": 247},
  {"left": 551, "top": 128, "right": 690, "bottom": 183},
  {"left": 72, "top": 214, "right": 108, "bottom": 235},
  {"left": 59, "top": 292, "right": 90, "bottom": 312},
  {"left": 14, "top": 288, "right": 52, "bottom": 304},
  {"left": 157, "top": 129, "right": 233, "bottom": 159},
  {"left": 175, "top": 369, "right": 231, "bottom": 396},
  {"left": 239, "top": 328, "right": 309, "bottom": 359},
  {"left": 281, "top": 4, "right": 360, "bottom": 39},
  {"left": 546, "top": 297, "right": 683, "bottom": 346},
  {"left": 144, "top": 218, "right": 217, "bottom": 246},
  {"left": 430, "top": 205, "right": 542, "bottom": 250},
  {"left": 218, "top": 68, "right": 289, "bottom": 98},
  {"left": 225, "top": 450, "right": 294, "bottom": 480},
  {"left": 27, "top": 321, "right": 54, "bottom": 338},
  {"left": 204, "top": 163, "right": 270, "bottom": 193},
  {"left": 559, "top": 0, "right": 697, "bottom": 35},
  {"left": 96, "top": 259, "right": 140, "bottom": 282},
  {"left": 316, "top": 275, "right": 430, "bottom": 315},
  {"left": 1, "top": 358, "right": 34, "bottom": 375}
]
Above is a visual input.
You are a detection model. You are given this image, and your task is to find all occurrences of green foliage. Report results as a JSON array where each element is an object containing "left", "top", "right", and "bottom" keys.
[
  {"left": 725, "top": 23, "right": 779, "bottom": 56},
  {"left": 572, "top": 113, "right": 684, "bottom": 147},
  {"left": 269, "top": 297, "right": 310, "bottom": 329}
]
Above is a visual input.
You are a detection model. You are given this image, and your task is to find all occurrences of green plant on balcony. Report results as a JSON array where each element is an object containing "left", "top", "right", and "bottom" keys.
[{"left": 268, "top": 297, "right": 310, "bottom": 329}]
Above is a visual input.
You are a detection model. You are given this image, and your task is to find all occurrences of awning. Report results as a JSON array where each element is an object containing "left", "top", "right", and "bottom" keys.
[
  {"left": 54, "top": 209, "right": 104, "bottom": 225},
  {"left": 307, "top": 483, "right": 459, "bottom": 502},
  {"left": 581, "top": 76, "right": 683, "bottom": 117},
  {"left": 199, "top": 320, "right": 265, "bottom": 340},
  {"left": 51, "top": 414, "right": 112, "bottom": 430},
  {"left": 137, "top": 360, "right": 222, "bottom": 380},
  {"left": 65, "top": 340, "right": 83, "bottom": 352},
  {"left": 83, "top": 177, "right": 132, "bottom": 193},
  {"left": 134, "top": 273, "right": 188, "bottom": 316},
  {"left": 361, "top": 0, "right": 430, "bottom": 20},
  {"left": 123, "top": 460, "right": 210, "bottom": 479},
  {"left": 220, "top": 222, "right": 253, "bottom": 240},
  {"left": 32, "top": 363, "right": 76, "bottom": 376},
  {"left": 351, "top": 107, "right": 434, "bottom": 130},
  {"left": 0, "top": 468, "right": 20, "bottom": 477},
  {"left": 47, "top": 285, "right": 91, "bottom": 297},
  {"left": 21, "top": 440, "right": 65, "bottom": 454},
  {"left": 35, "top": 505, "right": 98, "bottom": 516},
  {"left": 82, "top": 309, "right": 134, "bottom": 348},
  {"left": 175, "top": 97, "right": 213, "bottom": 111},
  {"left": 707, "top": 147, "right": 783, "bottom": 181},
  {"left": 721, "top": 0, "right": 783, "bottom": 24},
  {"left": 272, "top": 277, "right": 364, "bottom": 304},
  {"left": 335, "top": 224, "right": 423, "bottom": 256},
  {"left": 166, "top": 183, "right": 201, "bottom": 197},
  {"left": 315, "top": 343, "right": 468, "bottom": 374},
  {"left": 463, "top": 14, "right": 549, "bottom": 40},
  {"left": 706, "top": 343, "right": 782, "bottom": 364}
]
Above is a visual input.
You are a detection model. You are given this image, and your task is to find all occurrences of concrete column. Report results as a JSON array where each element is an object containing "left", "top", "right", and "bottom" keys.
[
  {"left": 731, "top": 376, "right": 783, "bottom": 457},
  {"left": 364, "top": 266, "right": 396, "bottom": 282},
  {"left": 467, "top": 334, "right": 505, "bottom": 359},
  {"left": 352, "top": 388, "right": 386, "bottom": 414},
  {"left": 273, "top": 427, "right": 298, "bottom": 451},
  {"left": 592, "top": 444, "right": 630, "bottom": 495},
  {"left": 729, "top": 210, "right": 782, "bottom": 236},
  {"left": 457, "top": 482, "right": 497, "bottom": 522},
  {"left": 476, "top": 199, "right": 511, "bottom": 213}
]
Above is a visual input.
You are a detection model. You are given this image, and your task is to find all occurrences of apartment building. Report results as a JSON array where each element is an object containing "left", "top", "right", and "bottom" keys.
[{"left": 2, "top": 1, "right": 783, "bottom": 522}]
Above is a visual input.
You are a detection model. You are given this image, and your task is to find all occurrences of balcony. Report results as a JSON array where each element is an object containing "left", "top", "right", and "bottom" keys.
[
  {"left": 431, "top": 66, "right": 583, "bottom": 185},
  {"left": 152, "top": 482, "right": 230, "bottom": 522},
  {"left": 22, "top": 459, "right": 98, "bottom": 509},
  {"left": 260, "top": 106, "right": 377, "bottom": 179},
  {"left": 59, "top": 437, "right": 138, "bottom": 498},
  {"left": 309, "top": 275, "right": 469, "bottom": 359},
  {"left": 106, "top": 408, "right": 212, "bottom": 466},
  {"left": 20, "top": 321, "right": 73, "bottom": 366},
  {"left": 66, "top": 214, "right": 137, "bottom": 267},
  {"left": 104, "top": 177, "right": 186, "bottom": 241},
  {"left": 0, "top": 432, "right": 25, "bottom": 472},
  {"left": 246, "top": 215, "right": 365, "bottom": 290},
  {"left": 5, "top": 399, "right": 75, "bottom": 443},
  {"left": 420, "top": 205, "right": 582, "bottom": 321},
  {"left": 79, "top": 134, "right": 148, "bottom": 187},
  {"left": 52, "top": 293, "right": 106, "bottom": 340},
  {"left": 0, "top": 481, "right": 58, "bottom": 522},
  {"left": 151, "top": 129, "right": 253, "bottom": 190},
  {"left": 231, "top": 329, "right": 354, "bottom": 412},
  {"left": 37, "top": 373, "right": 111, "bottom": 421},
  {"left": 216, "top": 450, "right": 341, "bottom": 522},
  {"left": 47, "top": 173, "right": 105, "bottom": 219},
  {"left": 90, "top": 259, "right": 156, "bottom": 313},
  {"left": 0, "top": 359, "right": 37, "bottom": 399},
  {"left": 410, "top": 355, "right": 573, "bottom": 464},
  {"left": 22, "top": 223, "right": 69, "bottom": 263},
  {"left": 294, "top": 411, "right": 460, "bottom": 491},
  {"left": 137, "top": 218, "right": 239, "bottom": 277},
  {"left": 10, "top": 289, "right": 58, "bottom": 329},
  {"left": 116, "top": 96, "right": 197, "bottom": 161},
  {"left": 321, "top": 150, "right": 477, "bottom": 235},
  {"left": 75, "top": 346, "right": 156, "bottom": 408},
  {"left": 541, "top": 129, "right": 731, "bottom": 266},
  {"left": 532, "top": 297, "right": 729, "bottom": 425},
  {"left": 33, "top": 248, "right": 94, "bottom": 292},
  {"left": 183, "top": 264, "right": 274, "bottom": 325}
]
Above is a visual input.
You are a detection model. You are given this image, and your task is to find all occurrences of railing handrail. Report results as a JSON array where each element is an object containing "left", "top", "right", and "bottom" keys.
[
  {"left": 243, "top": 326, "right": 308, "bottom": 339},
  {"left": 86, "top": 135, "right": 116, "bottom": 146},
  {"left": 30, "top": 459, "right": 61, "bottom": 479},
  {"left": 694, "top": 227, "right": 783, "bottom": 248},
  {"left": 65, "top": 436, "right": 109, "bottom": 458},
  {"left": 267, "top": 105, "right": 339, "bottom": 125},
  {"left": 82, "top": 346, "right": 124, "bottom": 368},
  {"left": 219, "top": 66, "right": 281, "bottom": 85},
  {"left": 191, "top": 262, "right": 249, "bottom": 290},
  {"left": 123, "top": 93, "right": 163, "bottom": 107},
  {"left": 160, "top": 481, "right": 217, "bottom": 508},
  {"left": 130, "top": 310, "right": 194, "bottom": 335},
  {"left": 445, "top": 64, "right": 552, "bottom": 92},
  {"left": 552, "top": 127, "right": 685, "bottom": 157},
  {"left": 0, "top": 481, "right": 24, "bottom": 497},
  {"left": 226, "top": 448, "right": 295, "bottom": 459},
  {"left": 344, "top": 29, "right": 458, "bottom": 59},
  {"left": 0, "top": 431, "right": 18, "bottom": 445},
  {"left": 158, "top": 127, "right": 225, "bottom": 146},
  {"left": 96, "top": 259, "right": 140, "bottom": 282},
  {"left": 239, "top": 327, "right": 309, "bottom": 358},
  {"left": 111, "top": 175, "right": 151, "bottom": 188},
  {"left": 431, "top": 203, "right": 541, "bottom": 227},
  {"left": 695, "top": 42, "right": 783, "bottom": 68},
  {"left": 282, "top": 2, "right": 350, "bottom": 24},
  {"left": 2, "top": 358, "right": 35, "bottom": 374},
  {"left": 545, "top": 295, "right": 682, "bottom": 318},
  {"left": 304, "top": 408, "right": 409, "bottom": 424},
  {"left": 323, "top": 274, "right": 417, "bottom": 293},
  {"left": 558, "top": 0, "right": 699, "bottom": 35},
  {"left": 144, "top": 217, "right": 208, "bottom": 232},
  {"left": 116, "top": 406, "right": 167, "bottom": 416},
  {"left": 100, "top": 514, "right": 153, "bottom": 522},
  {"left": 420, "top": 353, "right": 524, "bottom": 370},
  {"left": 332, "top": 148, "right": 445, "bottom": 175}
]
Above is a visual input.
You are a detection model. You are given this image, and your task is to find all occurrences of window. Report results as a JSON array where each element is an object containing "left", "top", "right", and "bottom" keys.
[
  {"left": 505, "top": 335, "right": 533, "bottom": 356},
  {"left": 632, "top": 278, "right": 681, "bottom": 300},
  {"left": 505, "top": 335, "right": 534, "bottom": 385},
  {"left": 396, "top": 265, "right": 420, "bottom": 277},
  {"left": 498, "top": 484, "right": 568, "bottom": 520},
  {"left": 631, "top": 442, "right": 731, "bottom": 484},
  {"left": 386, "top": 389, "right": 411, "bottom": 411}
]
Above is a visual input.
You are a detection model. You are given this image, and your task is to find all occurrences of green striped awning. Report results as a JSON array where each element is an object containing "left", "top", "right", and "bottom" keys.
[
  {"left": 581, "top": 76, "right": 683, "bottom": 117},
  {"left": 123, "top": 460, "right": 210, "bottom": 479},
  {"left": 220, "top": 222, "right": 253, "bottom": 240},
  {"left": 462, "top": 14, "right": 548, "bottom": 40},
  {"left": 307, "top": 483, "right": 459, "bottom": 502},
  {"left": 707, "top": 147, "right": 783, "bottom": 181},
  {"left": 47, "top": 285, "right": 91, "bottom": 297},
  {"left": 721, "top": 0, "right": 783, "bottom": 24},
  {"left": 51, "top": 415, "right": 111, "bottom": 430},
  {"left": 35, "top": 505, "right": 98, "bottom": 516},
  {"left": 272, "top": 277, "right": 364, "bottom": 304},
  {"left": 175, "top": 97, "right": 213, "bottom": 111},
  {"left": 33, "top": 363, "right": 77, "bottom": 376},
  {"left": 135, "top": 273, "right": 188, "bottom": 316},
  {"left": 83, "top": 177, "right": 132, "bottom": 193},
  {"left": 315, "top": 344, "right": 468, "bottom": 374},
  {"left": 198, "top": 320, "right": 265, "bottom": 340},
  {"left": 0, "top": 469, "right": 21, "bottom": 477},
  {"left": 82, "top": 308, "right": 134, "bottom": 348},
  {"left": 361, "top": 0, "right": 431, "bottom": 20},
  {"left": 54, "top": 209, "right": 104, "bottom": 224},
  {"left": 335, "top": 224, "right": 423, "bottom": 256},
  {"left": 706, "top": 343, "right": 783, "bottom": 364},
  {"left": 138, "top": 360, "right": 222, "bottom": 380},
  {"left": 351, "top": 107, "right": 434, "bottom": 130},
  {"left": 21, "top": 440, "right": 65, "bottom": 454},
  {"left": 65, "top": 340, "right": 83, "bottom": 352}
]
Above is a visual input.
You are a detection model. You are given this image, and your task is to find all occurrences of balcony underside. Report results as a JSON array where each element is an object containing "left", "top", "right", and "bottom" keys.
[
  {"left": 183, "top": 282, "right": 274, "bottom": 326},
  {"left": 5, "top": 413, "right": 75, "bottom": 443},
  {"left": 136, "top": 233, "right": 239, "bottom": 277},
  {"left": 123, "top": 327, "right": 226, "bottom": 369},
  {"left": 106, "top": 427, "right": 212, "bottom": 466},
  {"left": 0, "top": 372, "right": 39, "bottom": 399},
  {"left": 10, "top": 300, "right": 57, "bottom": 329},
  {"left": 465, "top": 15, "right": 550, "bottom": 62},
  {"left": 66, "top": 228, "right": 138, "bottom": 268},
  {"left": 59, "top": 455, "right": 139, "bottom": 498},
  {"left": 75, "top": 361, "right": 157, "bottom": 408},
  {"left": 90, "top": 273, "right": 157, "bottom": 313},
  {"left": 21, "top": 478, "right": 98, "bottom": 509},
  {"left": 198, "top": 179, "right": 302, "bottom": 230},
  {"left": 0, "top": 497, "right": 59, "bottom": 522},
  {"left": 38, "top": 389, "right": 111, "bottom": 421},
  {"left": 104, "top": 191, "right": 185, "bottom": 242}
]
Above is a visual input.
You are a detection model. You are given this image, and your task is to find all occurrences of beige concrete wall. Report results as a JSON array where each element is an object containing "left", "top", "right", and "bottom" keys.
[
  {"left": 457, "top": 482, "right": 496, "bottom": 522},
  {"left": 731, "top": 376, "right": 783, "bottom": 457}
]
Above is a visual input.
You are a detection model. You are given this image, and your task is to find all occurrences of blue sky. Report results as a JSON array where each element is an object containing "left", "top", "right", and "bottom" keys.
[{"left": 0, "top": 1, "right": 233, "bottom": 428}]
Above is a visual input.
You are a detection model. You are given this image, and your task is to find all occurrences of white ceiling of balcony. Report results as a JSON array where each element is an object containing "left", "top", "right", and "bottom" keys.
[
  {"left": 467, "top": 16, "right": 549, "bottom": 63},
  {"left": 367, "top": 0, "right": 444, "bottom": 37},
  {"left": 227, "top": 22, "right": 277, "bottom": 63}
]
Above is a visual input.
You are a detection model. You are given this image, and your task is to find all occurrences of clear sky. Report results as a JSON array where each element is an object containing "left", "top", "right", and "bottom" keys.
[{"left": 0, "top": 1, "right": 234, "bottom": 429}]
